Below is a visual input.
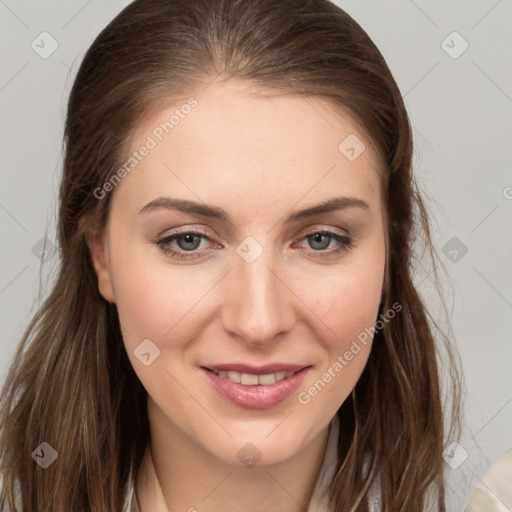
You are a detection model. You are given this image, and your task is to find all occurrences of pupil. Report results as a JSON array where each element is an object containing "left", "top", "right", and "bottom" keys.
[
  {"left": 310, "top": 233, "right": 329, "bottom": 250},
  {"left": 179, "top": 234, "right": 200, "bottom": 250}
]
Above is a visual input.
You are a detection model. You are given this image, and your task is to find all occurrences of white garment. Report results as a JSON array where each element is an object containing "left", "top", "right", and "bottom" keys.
[
  {"left": 465, "top": 449, "right": 512, "bottom": 511},
  {"left": 123, "top": 414, "right": 381, "bottom": 511}
]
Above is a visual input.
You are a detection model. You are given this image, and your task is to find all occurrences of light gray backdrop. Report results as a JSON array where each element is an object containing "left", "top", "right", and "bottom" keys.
[{"left": 1, "top": 1, "right": 511, "bottom": 510}]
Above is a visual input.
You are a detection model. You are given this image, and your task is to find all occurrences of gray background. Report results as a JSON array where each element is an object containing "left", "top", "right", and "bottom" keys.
[{"left": 1, "top": 1, "right": 511, "bottom": 510}]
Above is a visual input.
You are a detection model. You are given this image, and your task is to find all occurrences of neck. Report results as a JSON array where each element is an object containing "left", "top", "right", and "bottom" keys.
[{"left": 135, "top": 401, "right": 334, "bottom": 512}]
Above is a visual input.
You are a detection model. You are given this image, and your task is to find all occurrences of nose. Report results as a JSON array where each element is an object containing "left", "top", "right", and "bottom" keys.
[{"left": 221, "top": 244, "right": 295, "bottom": 347}]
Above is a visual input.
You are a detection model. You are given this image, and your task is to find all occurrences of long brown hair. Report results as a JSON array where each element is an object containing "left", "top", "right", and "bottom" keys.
[{"left": 0, "top": 0, "right": 463, "bottom": 510}]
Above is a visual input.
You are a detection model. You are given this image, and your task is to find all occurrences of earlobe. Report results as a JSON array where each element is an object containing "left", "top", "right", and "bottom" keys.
[{"left": 84, "top": 229, "right": 116, "bottom": 304}]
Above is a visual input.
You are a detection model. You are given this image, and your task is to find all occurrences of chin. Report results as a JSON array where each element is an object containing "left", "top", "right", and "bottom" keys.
[{"left": 199, "top": 424, "right": 311, "bottom": 469}]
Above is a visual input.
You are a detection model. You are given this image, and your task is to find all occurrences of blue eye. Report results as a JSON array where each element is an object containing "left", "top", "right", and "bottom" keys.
[
  {"left": 304, "top": 231, "right": 353, "bottom": 252},
  {"left": 156, "top": 231, "right": 212, "bottom": 260},
  {"left": 155, "top": 229, "right": 354, "bottom": 261}
]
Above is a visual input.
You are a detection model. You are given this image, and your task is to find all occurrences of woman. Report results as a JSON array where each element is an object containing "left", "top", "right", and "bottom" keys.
[{"left": 0, "top": 0, "right": 462, "bottom": 510}]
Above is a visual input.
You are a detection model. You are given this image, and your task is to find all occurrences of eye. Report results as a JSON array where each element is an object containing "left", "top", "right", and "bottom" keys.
[
  {"left": 295, "top": 229, "right": 354, "bottom": 258},
  {"left": 156, "top": 230, "right": 215, "bottom": 260},
  {"left": 155, "top": 228, "right": 354, "bottom": 261}
]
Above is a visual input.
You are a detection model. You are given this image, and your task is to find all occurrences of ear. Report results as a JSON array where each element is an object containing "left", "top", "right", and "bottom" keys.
[{"left": 81, "top": 219, "right": 116, "bottom": 304}]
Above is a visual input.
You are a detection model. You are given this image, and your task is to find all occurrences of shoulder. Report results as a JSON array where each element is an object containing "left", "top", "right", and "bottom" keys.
[{"left": 465, "top": 449, "right": 512, "bottom": 511}]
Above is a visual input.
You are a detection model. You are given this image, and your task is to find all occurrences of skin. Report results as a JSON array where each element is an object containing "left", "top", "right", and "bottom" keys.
[{"left": 86, "top": 79, "right": 387, "bottom": 511}]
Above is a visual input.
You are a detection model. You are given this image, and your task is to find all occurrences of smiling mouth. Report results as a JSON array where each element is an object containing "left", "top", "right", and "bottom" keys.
[
  {"left": 201, "top": 365, "right": 311, "bottom": 386},
  {"left": 203, "top": 368, "right": 298, "bottom": 386},
  {"left": 200, "top": 365, "right": 312, "bottom": 409}
]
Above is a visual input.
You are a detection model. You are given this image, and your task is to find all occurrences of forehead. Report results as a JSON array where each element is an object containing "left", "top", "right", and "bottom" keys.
[{"left": 117, "top": 79, "right": 385, "bottom": 215}]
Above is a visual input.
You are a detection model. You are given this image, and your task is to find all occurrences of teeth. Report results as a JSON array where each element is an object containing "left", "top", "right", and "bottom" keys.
[
  {"left": 258, "top": 373, "right": 276, "bottom": 385},
  {"left": 212, "top": 369, "right": 297, "bottom": 385},
  {"left": 226, "top": 371, "right": 239, "bottom": 382},
  {"left": 240, "top": 373, "right": 259, "bottom": 385}
]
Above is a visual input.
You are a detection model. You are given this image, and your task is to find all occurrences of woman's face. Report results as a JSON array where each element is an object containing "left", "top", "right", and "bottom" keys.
[{"left": 89, "top": 79, "right": 386, "bottom": 465}]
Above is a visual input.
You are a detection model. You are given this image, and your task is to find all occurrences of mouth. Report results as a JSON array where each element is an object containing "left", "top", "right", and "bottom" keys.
[
  {"left": 202, "top": 366, "right": 309, "bottom": 386},
  {"left": 200, "top": 364, "right": 312, "bottom": 409}
]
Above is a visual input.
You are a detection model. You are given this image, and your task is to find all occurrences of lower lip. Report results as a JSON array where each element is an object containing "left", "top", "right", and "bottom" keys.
[{"left": 201, "top": 367, "right": 310, "bottom": 409}]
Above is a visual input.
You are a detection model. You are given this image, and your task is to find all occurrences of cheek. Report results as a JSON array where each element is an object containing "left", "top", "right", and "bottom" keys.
[
  {"left": 109, "top": 240, "right": 208, "bottom": 347},
  {"left": 297, "top": 264, "right": 382, "bottom": 411},
  {"left": 116, "top": 273, "right": 206, "bottom": 342},
  {"left": 304, "top": 265, "right": 383, "bottom": 350}
]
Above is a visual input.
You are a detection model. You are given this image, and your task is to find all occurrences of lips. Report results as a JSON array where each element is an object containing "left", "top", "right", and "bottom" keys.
[
  {"left": 203, "top": 363, "right": 307, "bottom": 374},
  {"left": 200, "top": 363, "right": 311, "bottom": 409}
]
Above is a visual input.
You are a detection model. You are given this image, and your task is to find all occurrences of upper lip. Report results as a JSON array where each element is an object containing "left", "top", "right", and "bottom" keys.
[{"left": 202, "top": 363, "right": 310, "bottom": 374}]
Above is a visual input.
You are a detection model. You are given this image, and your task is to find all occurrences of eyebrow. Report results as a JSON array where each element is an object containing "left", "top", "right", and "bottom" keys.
[{"left": 139, "top": 196, "right": 370, "bottom": 223}]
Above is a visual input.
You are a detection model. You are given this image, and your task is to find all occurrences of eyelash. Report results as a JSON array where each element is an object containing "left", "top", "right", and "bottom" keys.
[{"left": 155, "top": 228, "right": 354, "bottom": 261}]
